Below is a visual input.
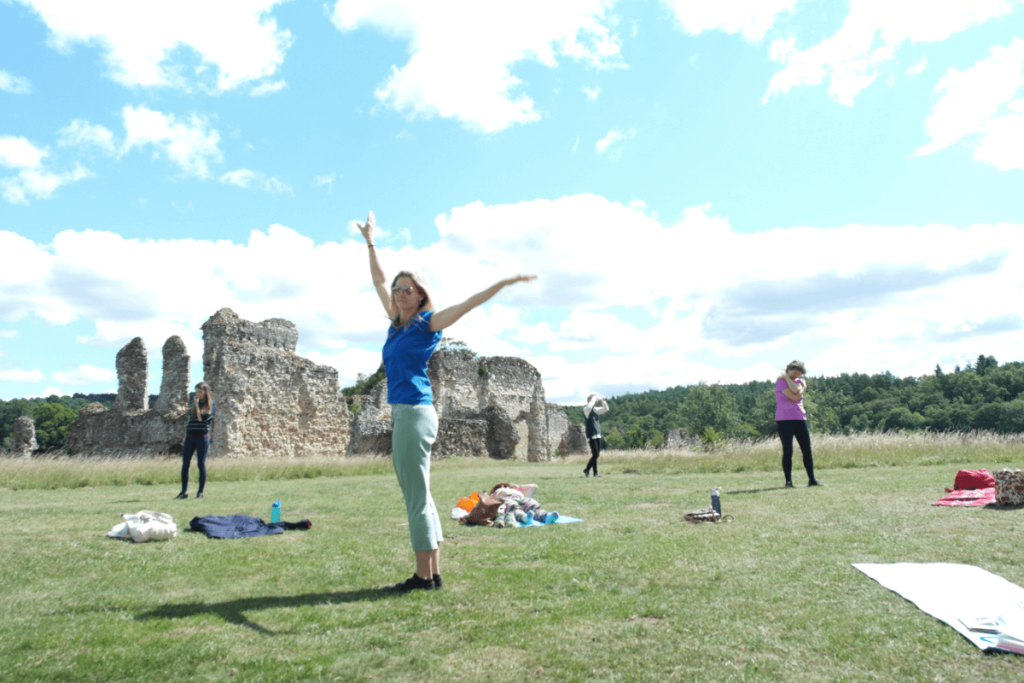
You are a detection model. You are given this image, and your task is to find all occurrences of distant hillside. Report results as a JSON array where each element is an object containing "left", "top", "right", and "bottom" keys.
[{"left": 560, "top": 356, "right": 1024, "bottom": 448}]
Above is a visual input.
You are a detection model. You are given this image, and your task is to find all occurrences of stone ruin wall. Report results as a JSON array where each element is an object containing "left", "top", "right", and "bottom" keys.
[
  {"left": 66, "top": 336, "right": 192, "bottom": 455},
  {"left": 429, "top": 352, "right": 548, "bottom": 461},
  {"left": 348, "top": 350, "right": 588, "bottom": 461},
  {"left": 200, "top": 309, "right": 351, "bottom": 458},
  {"left": 68, "top": 308, "right": 586, "bottom": 460},
  {"left": 12, "top": 415, "right": 38, "bottom": 458}
]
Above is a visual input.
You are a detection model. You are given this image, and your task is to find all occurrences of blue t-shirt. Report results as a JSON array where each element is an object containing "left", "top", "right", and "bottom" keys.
[{"left": 382, "top": 310, "right": 442, "bottom": 405}]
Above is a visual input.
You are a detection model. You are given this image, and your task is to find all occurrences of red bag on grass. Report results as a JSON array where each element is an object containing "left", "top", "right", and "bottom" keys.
[{"left": 953, "top": 469, "right": 995, "bottom": 490}]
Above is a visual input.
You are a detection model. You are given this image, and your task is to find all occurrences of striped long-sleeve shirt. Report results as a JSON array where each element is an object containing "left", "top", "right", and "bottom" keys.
[{"left": 186, "top": 402, "right": 216, "bottom": 436}]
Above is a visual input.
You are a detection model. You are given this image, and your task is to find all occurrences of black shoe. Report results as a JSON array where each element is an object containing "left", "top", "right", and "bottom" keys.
[
  {"left": 433, "top": 574, "right": 443, "bottom": 590},
  {"left": 809, "top": 480, "right": 824, "bottom": 487},
  {"left": 196, "top": 491, "right": 204, "bottom": 499},
  {"left": 391, "top": 574, "right": 434, "bottom": 594},
  {"left": 584, "top": 469, "right": 590, "bottom": 477},
  {"left": 785, "top": 481, "right": 794, "bottom": 488},
  {"left": 593, "top": 473, "right": 601, "bottom": 478},
  {"left": 174, "top": 491, "right": 188, "bottom": 499}
]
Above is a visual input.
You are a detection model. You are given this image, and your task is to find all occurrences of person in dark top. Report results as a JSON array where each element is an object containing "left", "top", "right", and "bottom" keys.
[
  {"left": 583, "top": 393, "right": 609, "bottom": 477},
  {"left": 175, "top": 381, "right": 215, "bottom": 499},
  {"left": 357, "top": 210, "right": 536, "bottom": 593}
]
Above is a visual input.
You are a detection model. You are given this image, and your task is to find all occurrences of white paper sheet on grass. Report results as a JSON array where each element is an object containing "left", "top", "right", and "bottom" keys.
[{"left": 853, "top": 562, "right": 1024, "bottom": 652}]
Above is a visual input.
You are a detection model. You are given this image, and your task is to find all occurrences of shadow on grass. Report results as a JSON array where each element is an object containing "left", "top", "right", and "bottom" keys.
[
  {"left": 136, "top": 588, "right": 390, "bottom": 635},
  {"left": 983, "top": 503, "right": 1024, "bottom": 512},
  {"left": 725, "top": 486, "right": 789, "bottom": 495}
]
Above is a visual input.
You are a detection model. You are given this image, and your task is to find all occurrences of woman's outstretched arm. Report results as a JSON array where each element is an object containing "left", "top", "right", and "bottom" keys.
[
  {"left": 429, "top": 275, "right": 537, "bottom": 332},
  {"left": 356, "top": 211, "right": 392, "bottom": 315}
]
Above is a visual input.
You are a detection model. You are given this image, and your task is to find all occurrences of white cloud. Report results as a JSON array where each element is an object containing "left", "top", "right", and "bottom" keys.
[
  {"left": 250, "top": 80, "right": 287, "bottom": 96},
  {"left": 122, "top": 105, "right": 222, "bottom": 178},
  {"left": 974, "top": 99, "right": 1024, "bottom": 169},
  {"left": 219, "top": 168, "right": 293, "bottom": 194},
  {"left": 583, "top": 85, "right": 601, "bottom": 100},
  {"left": 18, "top": 0, "right": 293, "bottom": 92},
  {"left": 315, "top": 174, "right": 336, "bottom": 192},
  {"left": 58, "top": 120, "right": 118, "bottom": 156},
  {"left": 0, "top": 331, "right": 16, "bottom": 338},
  {"left": 1, "top": 164, "right": 93, "bottom": 205},
  {"left": 0, "top": 136, "right": 47, "bottom": 168},
  {"left": 0, "top": 368, "right": 44, "bottom": 382},
  {"left": 906, "top": 58, "right": 927, "bottom": 76},
  {"left": 330, "top": 0, "right": 624, "bottom": 132},
  {"left": 595, "top": 128, "right": 635, "bottom": 157},
  {"left": 659, "top": 0, "right": 796, "bottom": 42},
  {"left": 915, "top": 39, "right": 1024, "bottom": 166},
  {"left": 51, "top": 364, "right": 116, "bottom": 385},
  {"left": 0, "top": 69, "right": 31, "bottom": 94},
  {"left": 32, "top": 387, "right": 69, "bottom": 398},
  {"left": 262, "top": 177, "right": 292, "bottom": 194},
  {"left": 764, "top": 0, "right": 1016, "bottom": 105},
  {"left": 2, "top": 195, "right": 1022, "bottom": 402},
  {"left": 219, "top": 169, "right": 259, "bottom": 188}
]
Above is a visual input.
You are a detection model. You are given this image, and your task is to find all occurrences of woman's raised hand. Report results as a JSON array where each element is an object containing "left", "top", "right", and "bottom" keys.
[
  {"left": 507, "top": 274, "right": 538, "bottom": 285},
  {"left": 357, "top": 211, "right": 376, "bottom": 244}
]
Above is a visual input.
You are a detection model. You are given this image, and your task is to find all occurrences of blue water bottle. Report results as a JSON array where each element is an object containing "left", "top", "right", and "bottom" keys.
[
  {"left": 271, "top": 499, "right": 281, "bottom": 523},
  {"left": 710, "top": 487, "right": 721, "bottom": 518}
]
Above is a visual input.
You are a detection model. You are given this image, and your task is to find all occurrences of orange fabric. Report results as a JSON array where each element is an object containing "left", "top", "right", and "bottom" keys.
[{"left": 456, "top": 491, "right": 480, "bottom": 513}]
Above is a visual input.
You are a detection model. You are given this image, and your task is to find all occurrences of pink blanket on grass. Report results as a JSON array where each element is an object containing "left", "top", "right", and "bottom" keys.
[{"left": 933, "top": 487, "right": 996, "bottom": 507}]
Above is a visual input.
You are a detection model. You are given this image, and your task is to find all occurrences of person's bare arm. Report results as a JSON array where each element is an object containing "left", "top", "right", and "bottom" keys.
[
  {"left": 779, "top": 374, "right": 804, "bottom": 402},
  {"left": 356, "top": 211, "right": 392, "bottom": 315},
  {"left": 429, "top": 275, "right": 537, "bottom": 331}
]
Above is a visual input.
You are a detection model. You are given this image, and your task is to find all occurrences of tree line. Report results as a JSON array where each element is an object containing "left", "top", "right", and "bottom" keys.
[
  {"left": 4, "top": 355, "right": 1022, "bottom": 453},
  {"left": 0, "top": 394, "right": 117, "bottom": 452},
  {"left": 563, "top": 355, "right": 1024, "bottom": 449}
]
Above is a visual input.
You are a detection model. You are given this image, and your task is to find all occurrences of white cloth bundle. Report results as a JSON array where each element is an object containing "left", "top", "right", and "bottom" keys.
[{"left": 107, "top": 510, "right": 177, "bottom": 543}]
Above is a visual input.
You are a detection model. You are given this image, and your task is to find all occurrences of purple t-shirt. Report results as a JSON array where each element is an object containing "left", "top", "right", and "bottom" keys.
[{"left": 775, "top": 377, "right": 807, "bottom": 421}]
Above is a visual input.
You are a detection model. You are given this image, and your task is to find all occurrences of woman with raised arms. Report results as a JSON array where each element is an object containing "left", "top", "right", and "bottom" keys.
[{"left": 357, "top": 211, "right": 536, "bottom": 593}]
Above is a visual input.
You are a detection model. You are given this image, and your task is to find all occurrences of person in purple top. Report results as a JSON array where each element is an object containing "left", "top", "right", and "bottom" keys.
[
  {"left": 357, "top": 211, "right": 536, "bottom": 594},
  {"left": 775, "top": 360, "right": 822, "bottom": 488}
]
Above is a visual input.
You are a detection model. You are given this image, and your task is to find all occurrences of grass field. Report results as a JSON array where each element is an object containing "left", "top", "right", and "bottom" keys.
[{"left": 1, "top": 432, "right": 1023, "bottom": 682}]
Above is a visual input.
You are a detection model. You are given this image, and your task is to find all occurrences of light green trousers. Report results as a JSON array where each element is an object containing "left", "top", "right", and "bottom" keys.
[{"left": 391, "top": 404, "right": 443, "bottom": 552}]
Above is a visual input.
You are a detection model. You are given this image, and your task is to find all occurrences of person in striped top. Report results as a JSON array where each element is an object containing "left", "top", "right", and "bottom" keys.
[{"left": 175, "top": 382, "right": 216, "bottom": 499}]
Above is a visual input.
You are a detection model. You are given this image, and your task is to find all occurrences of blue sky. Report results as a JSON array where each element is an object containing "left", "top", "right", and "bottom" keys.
[{"left": 1, "top": 0, "right": 1023, "bottom": 404}]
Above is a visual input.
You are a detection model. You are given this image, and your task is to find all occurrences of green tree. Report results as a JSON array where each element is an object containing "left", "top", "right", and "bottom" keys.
[
  {"left": 880, "top": 406, "right": 927, "bottom": 431},
  {"left": 342, "top": 363, "right": 386, "bottom": 397},
  {"left": 436, "top": 338, "right": 476, "bottom": 358},
  {"left": 31, "top": 402, "right": 79, "bottom": 451},
  {"left": 624, "top": 416, "right": 662, "bottom": 448},
  {"left": 678, "top": 384, "right": 740, "bottom": 439}
]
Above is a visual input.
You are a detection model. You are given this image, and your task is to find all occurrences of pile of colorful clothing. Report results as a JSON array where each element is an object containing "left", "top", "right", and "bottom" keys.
[{"left": 452, "top": 482, "right": 559, "bottom": 527}]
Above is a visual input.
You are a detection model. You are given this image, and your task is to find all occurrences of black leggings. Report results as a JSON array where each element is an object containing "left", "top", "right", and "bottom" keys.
[
  {"left": 585, "top": 438, "right": 601, "bottom": 475},
  {"left": 777, "top": 420, "right": 815, "bottom": 483},
  {"left": 181, "top": 435, "right": 209, "bottom": 493}
]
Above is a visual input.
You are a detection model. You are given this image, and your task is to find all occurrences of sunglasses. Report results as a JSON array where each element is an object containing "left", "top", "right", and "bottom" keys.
[{"left": 392, "top": 286, "right": 416, "bottom": 295}]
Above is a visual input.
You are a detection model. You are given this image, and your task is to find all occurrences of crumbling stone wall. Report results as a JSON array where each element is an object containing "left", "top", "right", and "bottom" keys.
[
  {"left": 201, "top": 308, "right": 351, "bottom": 458},
  {"left": 661, "top": 428, "right": 699, "bottom": 450},
  {"left": 428, "top": 351, "right": 551, "bottom": 461},
  {"left": 113, "top": 337, "right": 148, "bottom": 412},
  {"left": 347, "top": 383, "right": 393, "bottom": 455},
  {"left": 347, "top": 350, "right": 581, "bottom": 461},
  {"left": 153, "top": 336, "right": 189, "bottom": 415},
  {"left": 545, "top": 401, "right": 589, "bottom": 456},
  {"left": 12, "top": 416, "right": 37, "bottom": 457},
  {"left": 67, "top": 336, "right": 191, "bottom": 455},
  {"left": 68, "top": 309, "right": 581, "bottom": 461}
]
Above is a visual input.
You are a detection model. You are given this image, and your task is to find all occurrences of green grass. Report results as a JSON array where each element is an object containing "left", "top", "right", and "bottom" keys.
[{"left": 1, "top": 433, "right": 1023, "bottom": 682}]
